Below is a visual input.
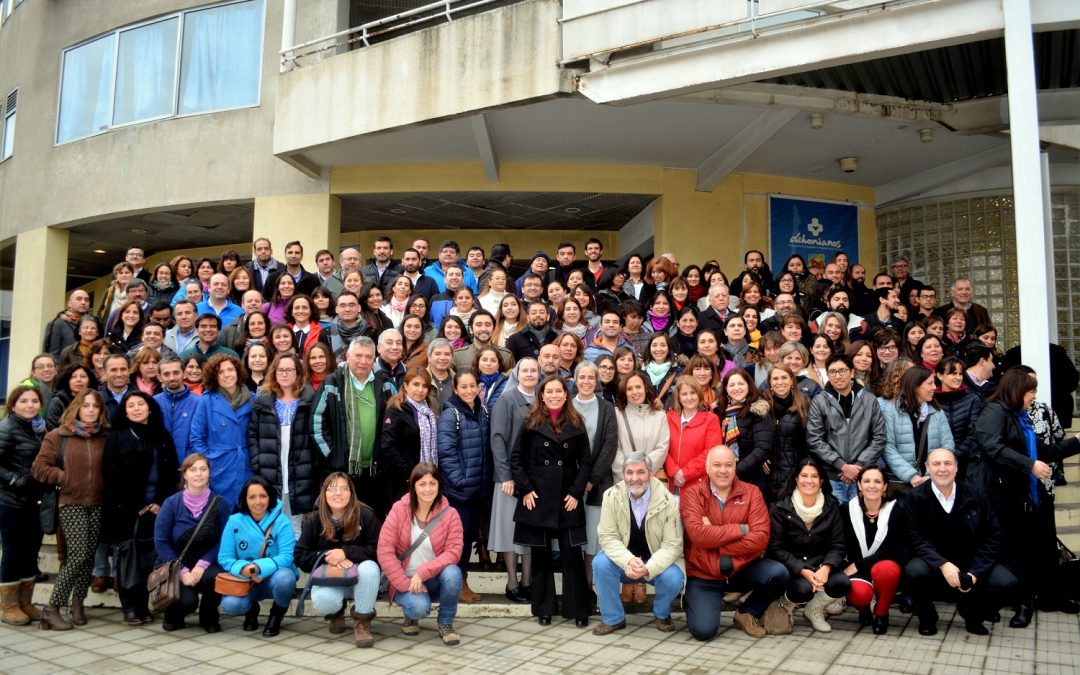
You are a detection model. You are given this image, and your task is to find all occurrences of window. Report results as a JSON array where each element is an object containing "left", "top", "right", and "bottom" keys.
[
  {"left": 56, "top": 0, "right": 263, "bottom": 144},
  {"left": 2, "top": 89, "right": 16, "bottom": 160}
]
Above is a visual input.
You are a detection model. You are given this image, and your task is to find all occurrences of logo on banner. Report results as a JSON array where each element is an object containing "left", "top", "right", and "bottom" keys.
[{"left": 789, "top": 217, "right": 844, "bottom": 249}]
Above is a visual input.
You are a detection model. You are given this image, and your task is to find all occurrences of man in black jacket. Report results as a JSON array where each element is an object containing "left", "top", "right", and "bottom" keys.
[
  {"left": 903, "top": 448, "right": 1017, "bottom": 636},
  {"left": 507, "top": 301, "right": 557, "bottom": 361}
]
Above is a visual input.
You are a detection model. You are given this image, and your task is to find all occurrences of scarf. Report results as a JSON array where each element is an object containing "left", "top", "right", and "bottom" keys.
[
  {"left": 791, "top": 490, "right": 825, "bottom": 529},
  {"left": 412, "top": 399, "right": 439, "bottom": 465},
  {"left": 646, "top": 311, "right": 671, "bottom": 332},
  {"left": 183, "top": 489, "right": 211, "bottom": 518},
  {"left": 450, "top": 337, "right": 465, "bottom": 350},
  {"left": 478, "top": 372, "right": 501, "bottom": 406},
  {"left": 1016, "top": 411, "right": 1040, "bottom": 506},
  {"left": 561, "top": 323, "right": 587, "bottom": 340},
  {"left": 71, "top": 420, "right": 99, "bottom": 437},
  {"left": 848, "top": 498, "right": 895, "bottom": 557},
  {"left": 222, "top": 386, "right": 250, "bottom": 411},
  {"left": 337, "top": 319, "right": 366, "bottom": 346},
  {"left": 771, "top": 393, "right": 793, "bottom": 419},
  {"left": 721, "top": 407, "right": 742, "bottom": 456},
  {"left": 644, "top": 361, "right": 672, "bottom": 388},
  {"left": 390, "top": 296, "right": 407, "bottom": 314},
  {"left": 688, "top": 283, "right": 706, "bottom": 303}
]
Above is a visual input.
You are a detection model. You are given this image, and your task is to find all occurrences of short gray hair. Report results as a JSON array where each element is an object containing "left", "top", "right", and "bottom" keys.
[
  {"left": 623, "top": 452, "right": 652, "bottom": 472},
  {"left": 378, "top": 328, "right": 402, "bottom": 347},
  {"left": 574, "top": 360, "right": 599, "bottom": 380},
  {"left": 348, "top": 336, "right": 376, "bottom": 355},
  {"left": 427, "top": 338, "right": 452, "bottom": 357}
]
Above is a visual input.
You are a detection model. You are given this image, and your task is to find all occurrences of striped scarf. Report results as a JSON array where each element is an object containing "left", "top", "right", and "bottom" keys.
[{"left": 411, "top": 399, "right": 439, "bottom": 465}]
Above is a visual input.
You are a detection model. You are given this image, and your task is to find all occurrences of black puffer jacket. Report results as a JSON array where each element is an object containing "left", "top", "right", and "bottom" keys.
[
  {"left": 103, "top": 421, "right": 179, "bottom": 544},
  {"left": 717, "top": 401, "right": 775, "bottom": 494},
  {"left": 767, "top": 397, "right": 807, "bottom": 502},
  {"left": 768, "top": 493, "right": 846, "bottom": 575},
  {"left": 935, "top": 387, "right": 983, "bottom": 474},
  {"left": 45, "top": 389, "right": 74, "bottom": 431},
  {"left": 294, "top": 505, "right": 382, "bottom": 571},
  {"left": 0, "top": 415, "right": 46, "bottom": 508},
  {"left": 247, "top": 387, "right": 322, "bottom": 514}
]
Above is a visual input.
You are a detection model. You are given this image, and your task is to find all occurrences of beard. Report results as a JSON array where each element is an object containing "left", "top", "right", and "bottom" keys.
[{"left": 627, "top": 482, "right": 648, "bottom": 498}]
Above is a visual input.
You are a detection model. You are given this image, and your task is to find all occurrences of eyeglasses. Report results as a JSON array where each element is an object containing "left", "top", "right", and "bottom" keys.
[
  {"left": 326, "top": 486, "right": 351, "bottom": 494},
  {"left": 827, "top": 367, "right": 851, "bottom": 376},
  {"left": 276, "top": 368, "right": 297, "bottom": 374},
  {"left": 877, "top": 345, "right": 898, "bottom": 352},
  {"left": 598, "top": 365, "right": 616, "bottom": 371}
]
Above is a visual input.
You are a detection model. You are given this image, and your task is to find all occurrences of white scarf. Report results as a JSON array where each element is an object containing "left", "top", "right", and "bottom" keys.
[
  {"left": 791, "top": 491, "right": 824, "bottom": 529},
  {"left": 848, "top": 498, "right": 895, "bottom": 558}
]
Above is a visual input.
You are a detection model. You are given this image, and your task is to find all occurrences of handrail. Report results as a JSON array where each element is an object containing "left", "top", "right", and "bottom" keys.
[{"left": 281, "top": 0, "right": 516, "bottom": 66}]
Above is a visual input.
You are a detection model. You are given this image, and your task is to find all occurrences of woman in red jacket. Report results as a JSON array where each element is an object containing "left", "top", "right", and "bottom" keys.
[
  {"left": 376, "top": 462, "right": 464, "bottom": 646},
  {"left": 664, "top": 377, "right": 722, "bottom": 497}
]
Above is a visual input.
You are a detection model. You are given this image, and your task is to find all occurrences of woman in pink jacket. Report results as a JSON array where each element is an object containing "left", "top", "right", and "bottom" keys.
[
  {"left": 377, "top": 462, "right": 464, "bottom": 646},
  {"left": 664, "top": 377, "right": 723, "bottom": 497}
]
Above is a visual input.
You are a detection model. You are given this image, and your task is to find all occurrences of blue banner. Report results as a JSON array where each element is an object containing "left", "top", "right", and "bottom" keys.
[{"left": 769, "top": 196, "right": 859, "bottom": 273}]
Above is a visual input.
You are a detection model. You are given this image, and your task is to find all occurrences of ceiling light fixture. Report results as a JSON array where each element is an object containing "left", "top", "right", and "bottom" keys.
[
  {"left": 919, "top": 128, "right": 933, "bottom": 143},
  {"left": 389, "top": 208, "right": 407, "bottom": 214},
  {"left": 810, "top": 113, "right": 824, "bottom": 129},
  {"left": 565, "top": 207, "right": 582, "bottom": 213},
  {"left": 93, "top": 249, "right": 107, "bottom": 254},
  {"left": 838, "top": 157, "right": 859, "bottom": 175},
  {"left": 130, "top": 228, "right": 147, "bottom": 234}
]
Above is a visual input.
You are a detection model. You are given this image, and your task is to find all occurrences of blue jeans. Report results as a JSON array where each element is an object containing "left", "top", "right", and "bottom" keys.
[
  {"left": 830, "top": 480, "right": 858, "bottom": 504},
  {"left": 394, "top": 565, "right": 462, "bottom": 625},
  {"left": 592, "top": 551, "right": 684, "bottom": 625},
  {"left": 220, "top": 568, "right": 298, "bottom": 614},
  {"left": 309, "top": 560, "right": 381, "bottom": 615},
  {"left": 684, "top": 558, "right": 789, "bottom": 641}
]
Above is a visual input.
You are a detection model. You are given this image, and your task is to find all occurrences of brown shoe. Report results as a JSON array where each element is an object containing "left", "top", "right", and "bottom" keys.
[
  {"left": 655, "top": 616, "right": 674, "bottom": 632},
  {"left": 69, "top": 597, "right": 87, "bottom": 626},
  {"left": 90, "top": 577, "right": 109, "bottom": 594},
  {"left": 39, "top": 604, "right": 72, "bottom": 631},
  {"left": 353, "top": 611, "right": 375, "bottom": 648},
  {"left": 459, "top": 580, "right": 481, "bottom": 604},
  {"left": 591, "top": 620, "right": 626, "bottom": 636},
  {"left": 620, "top": 583, "right": 634, "bottom": 603},
  {"left": 327, "top": 608, "right": 346, "bottom": 634},
  {"left": 18, "top": 581, "right": 41, "bottom": 622},
  {"left": 438, "top": 623, "right": 460, "bottom": 646},
  {"left": 632, "top": 583, "right": 647, "bottom": 604},
  {"left": 401, "top": 618, "right": 419, "bottom": 636},
  {"left": 733, "top": 610, "right": 766, "bottom": 638},
  {"left": 1, "top": 583, "right": 30, "bottom": 625}
]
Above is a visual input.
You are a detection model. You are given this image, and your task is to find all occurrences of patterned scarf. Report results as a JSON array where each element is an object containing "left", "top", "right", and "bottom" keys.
[
  {"left": 412, "top": 399, "right": 439, "bottom": 464},
  {"left": 71, "top": 420, "right": 99, "bottom": 437}
]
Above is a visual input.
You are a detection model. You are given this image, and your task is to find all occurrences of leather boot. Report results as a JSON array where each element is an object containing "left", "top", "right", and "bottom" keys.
[
  {"left": 243, "top": 604, "right": 260, "bottom": 631},
  {"left": 353, "top": 611, "right": 375, "bottom": 648},
  {"left": 459, "top": 579, "right": 481, "bottom": 604},
  {"left": 262, "top": 603, "right": 287, "bottom": 637},
  {"left": 620, "top": 583, "right": 634, "bottom": 603},
  {"left": 18, "top": 580, "right": 41, "bottom": 622},
  {"left": 1, "top": 583, "right": 30, "bottom": 625},
  {"left": 39, "top": 604, "right": 72, "bottom": 631},
  {"left": 327, "top": 605, "right": 347, "bottom": 634},
  {"left": 69, "top": 597, "right": 87, "bottom": 626}
]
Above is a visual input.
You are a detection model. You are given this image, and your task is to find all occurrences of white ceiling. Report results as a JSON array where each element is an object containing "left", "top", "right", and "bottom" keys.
[{"left": 299, "top": 94, "right": 1011, "bottom": 188}]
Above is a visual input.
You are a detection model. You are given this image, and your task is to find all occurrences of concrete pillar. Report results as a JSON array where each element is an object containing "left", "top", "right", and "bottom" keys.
[
  {"left": 8, "top": 227, "right": 69, "bottom": 389},
  {"left": 252, "top": 194, "right": 342, "bottom": 269}
]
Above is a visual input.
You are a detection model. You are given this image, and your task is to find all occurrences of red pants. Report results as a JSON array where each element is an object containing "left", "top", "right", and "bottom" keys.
[{"left": 846, "top": 560, "right": 901, "bottom": 616}]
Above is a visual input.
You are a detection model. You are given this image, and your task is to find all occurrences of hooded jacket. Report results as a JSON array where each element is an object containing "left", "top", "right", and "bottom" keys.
[
  {"left": 664, "top": 409, "right": 722, "bottom": 494},
  {"left": 597, "top": 476, "right": 683, "bottom": 580},
  {"left": 436, "top": 395, "right": 492, "bottom": 503},
  {"left": 248, "top": 387, "right": 322, "bottom": 514},
  {"left": 219, "top": 501, "right": 299, "bottom": 579}
]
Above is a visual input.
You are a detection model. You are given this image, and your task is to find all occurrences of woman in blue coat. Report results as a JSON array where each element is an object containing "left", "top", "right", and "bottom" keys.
[
  {"left": 218, "top": 476, "right": 299, "bottom": 637},
  {"left": 881, "top": 366, "right": 954, "bottom": 492},
  {"left": 189, "top": 355, "right": 254, "bottom": 508},
  {"left": 437, "top": 370, "right": 492, "bottom": 603}
]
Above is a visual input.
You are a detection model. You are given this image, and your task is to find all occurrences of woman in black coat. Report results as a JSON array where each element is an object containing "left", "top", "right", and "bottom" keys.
[
  {"left": 247, "top": 353, "right": 321, "bottom": 540},
  {"left": 103, "top": 391, "right": 179, "bottom": 626},
  {"left": 974, "top": 368, "right": 1080, "bottom": 626},
  {"left": 716, "top": 369, "right": 774, "bottom": 494},
  {"left": 511, "top": 376, "right": 594, "bottom": 627},
  {"left": 762, "top": 364, "right": 809, "bottom": 503},
  {"left": 934, "top": 357, "right": 984, "bottom": 481},
  {"left": 380, "top": 368, "right": 440, "bottom": 504},
  {"left": 0, "top": 386, "right": 47, "bottom": 626},
  {"left": 767, "top": 456, "right": 850, "bottom": 633}
]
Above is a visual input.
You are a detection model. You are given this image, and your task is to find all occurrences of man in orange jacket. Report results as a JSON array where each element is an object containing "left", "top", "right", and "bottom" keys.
[{"left": 680, "top": 446, "right": 789, "bottom": 640}]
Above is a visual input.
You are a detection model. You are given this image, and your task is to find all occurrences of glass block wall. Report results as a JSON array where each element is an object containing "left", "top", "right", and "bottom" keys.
[{"left": 877, "top": 188, "right": 1080, "bottom": 410}]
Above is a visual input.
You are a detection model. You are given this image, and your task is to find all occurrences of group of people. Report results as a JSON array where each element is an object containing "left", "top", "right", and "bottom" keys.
[{"left": 0, "top": 236, "right": 1076, "bottom": 648}]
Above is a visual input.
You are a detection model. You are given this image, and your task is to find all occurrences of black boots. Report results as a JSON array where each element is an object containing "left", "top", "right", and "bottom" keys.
[
  {"left": 262, "top": 603, "right": 287, "bottom": 637},
  {"left": 242, "top": 604, "right": 260, "bottom": 631}
]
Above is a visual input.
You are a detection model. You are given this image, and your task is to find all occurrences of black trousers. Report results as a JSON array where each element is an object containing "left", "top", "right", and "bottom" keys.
[
  {"left": 163, "top": 563, "right": 225, "bottom": 627},
  {"left": 999, "top": 499, "right": 1059, "bottom": 603},
  {"left": 905, "top": 557, "right": 1018, "bottom": 619},
  {"left": 531, "top": 528, "right": 588, "bottom": 620}
]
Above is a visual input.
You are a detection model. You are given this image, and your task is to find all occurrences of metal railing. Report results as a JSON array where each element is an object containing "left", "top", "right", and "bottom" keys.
[{"left": 281, "top": 0, "right": 526, "bottom": 67}]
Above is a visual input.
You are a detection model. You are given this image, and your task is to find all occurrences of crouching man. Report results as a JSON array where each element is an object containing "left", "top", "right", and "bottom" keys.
[
  {"left": 681, "top": 446, "right": 789, "bottom": 640},
  {"left": 591, "top": 452, "right": 685, "bottom": 635}
]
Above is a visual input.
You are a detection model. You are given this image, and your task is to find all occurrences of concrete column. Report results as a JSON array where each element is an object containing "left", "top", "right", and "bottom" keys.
[
  {"left": 252, "top": 194, "right": 342, "bottom": 269},
  {"left": 8, "top": 227, "right": 69, "bottom": 389},
  {"left": 1003, "top": 0, "right": 1052, "bottom": 386}
]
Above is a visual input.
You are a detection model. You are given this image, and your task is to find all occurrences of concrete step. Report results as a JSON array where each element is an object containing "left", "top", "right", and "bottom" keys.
[
  {"left": 1058, "top": 525, "right": 1080, "bottom": 553},
  {"left": 1065, "top": 463, "right": 1079, "bottom": 484},
  {"left": 1055, "top": 503, "right": 1080, "bottom": 528}
]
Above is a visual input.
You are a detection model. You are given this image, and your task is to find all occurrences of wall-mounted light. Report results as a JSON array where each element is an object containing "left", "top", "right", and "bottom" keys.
[
  {"left": 919, "top": 128, "right": 933, "bottom": 143},
  {"left": 810, "top": 113, "right": 824, "bottom": 129},
  {"left": 838, "top": 157, "right": 859, "bottom": 174}
]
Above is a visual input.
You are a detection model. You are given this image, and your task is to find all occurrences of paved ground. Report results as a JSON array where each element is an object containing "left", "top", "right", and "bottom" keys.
[{"left": 1, "top": 602, "right": 1076, "bottom": 674}]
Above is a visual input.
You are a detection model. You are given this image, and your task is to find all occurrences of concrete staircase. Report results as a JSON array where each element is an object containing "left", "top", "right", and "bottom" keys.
[{"left": 1054, "top": 418, "right": 1080, "bottom": 553}]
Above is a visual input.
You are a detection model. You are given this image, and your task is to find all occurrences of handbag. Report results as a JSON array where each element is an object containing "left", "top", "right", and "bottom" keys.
[
  {"left": 215, "top": 516, "right": 278, "bottom": 597},
  {"left": 1058, "top": 537, "right": 1080, "bottom": 600},
  {"left": 147, "top": 496, "right": 220, "bottom": 612},
  {"left": 113, "top": 512, "right": 159, "bottom": 592},
  {"left": 38, "top": 438, "right": 66, "bottom": 535},
  {"left": 293, "top": 551, "right": 361, "bottom": 617}
]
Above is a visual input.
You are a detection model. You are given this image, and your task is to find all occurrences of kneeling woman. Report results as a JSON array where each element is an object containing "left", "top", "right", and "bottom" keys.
[
  {"left": 218, "top": 476, "right": 298, "bottom": 637},
  {"left": 295, "top": 473, "right": 382, "bottom": 647},
  {"left": 153, "top": 453, "right": 230, "bottom": 632},
  {"left": 841, "top": 466, "right": 905, "bottom": 635},
  {"left": 767, "top": 456, "right": 850, "bottom": 633},
  {"left": 377, "top": 463, "right": 464, "bottom": 645},
  {"left": 512, "top": 376, "right": 594, "bottom": 627}
]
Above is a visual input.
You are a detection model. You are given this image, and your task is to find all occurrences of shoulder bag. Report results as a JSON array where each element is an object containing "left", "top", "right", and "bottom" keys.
[
  {"left": 147, "top": 496, "right": 220, "bottom": 612},
  {"left": 215, "top": 516, "right": 278, "bottom": 597},
  {"left": 293, "top": 550, "right": 361, "bottom": 618},
  {"left": 38, "top": 437, "right": 66, "bottom": 535}
]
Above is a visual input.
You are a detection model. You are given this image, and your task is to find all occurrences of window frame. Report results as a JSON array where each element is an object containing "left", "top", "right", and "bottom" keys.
[
  {"left": 54, "top": 0, "right": 264, "bottom": 145},
  {"left": 1, "top": 87, "right": 16, "bottom": 161}
]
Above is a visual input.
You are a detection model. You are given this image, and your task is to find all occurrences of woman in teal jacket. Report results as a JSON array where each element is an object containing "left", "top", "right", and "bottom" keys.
[
  {"left": 189, "top": 354, "right": 253, "bottom": 507},
  {"left": 218, "top": 476, "right": 298, "bottom": 637},
  {"left": 882, "top": 366, "right": 954, "bottom": 490}
]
